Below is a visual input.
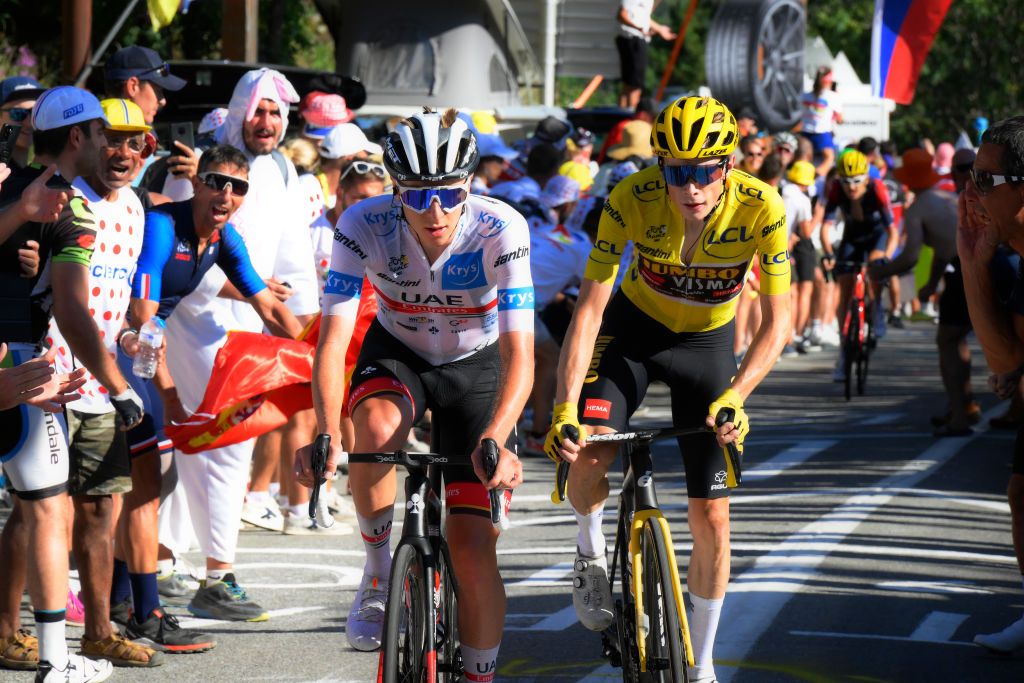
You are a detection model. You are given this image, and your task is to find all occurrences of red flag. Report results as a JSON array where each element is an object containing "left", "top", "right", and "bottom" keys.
[{"left": 167, "top": 280, "right": 378, "bottom": 453}]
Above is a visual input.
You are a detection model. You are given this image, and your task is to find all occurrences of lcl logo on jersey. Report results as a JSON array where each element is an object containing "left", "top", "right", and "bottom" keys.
[
  {"left": 760, "top": 250, "right": 790, "bottom": 276},
  {"left": 442, "top": 249, "right": 487, "bottom": 289},
  {"left": 632, "top": 179, "right": 665, "bottom": 202},
  {"left": 702, "top": 225, "right": 753, "bottom": 259}
]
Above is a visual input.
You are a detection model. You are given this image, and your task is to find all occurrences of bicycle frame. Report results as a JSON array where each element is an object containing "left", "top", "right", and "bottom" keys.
[
  {"left": 841, "top": 263, "right": 869, "bottom": 347},
  {"left": 618, "top": 440, "right": 694, "bottom": 672}
]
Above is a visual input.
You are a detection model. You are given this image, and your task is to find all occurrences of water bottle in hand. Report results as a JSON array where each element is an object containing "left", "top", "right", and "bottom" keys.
[{"left": 132, "top": 318, "right": 165, "bottom": 379}]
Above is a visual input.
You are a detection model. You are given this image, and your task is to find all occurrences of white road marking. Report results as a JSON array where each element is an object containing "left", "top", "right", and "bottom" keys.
[
  {"left": 231, "top": 562, "right": 364, "bottom": 589},
  {"left": 175, "top": 605, "right": 325, "bottom": 630},
  {"left": 507, "top": 561, "right": 574, "bottom": 587},
  {"left": 712, "top": 412, "right": 996, "bottom": 683},
  {"left": 878, "top": 581, "right": 994, "bottom": 595},
  {"left": 858, "top": 413, "right": 902, "bottom": 425},
  {"left": 789, "top": 630, "right": 975, "bottom": 647},
  {"left": 910, "top": 611, "right": 969, "bottom": 641},
  {"left": 505, "top": 605, "right": 579, "bottom": 631},
  {"left": 744, "top": 440, "right": 836, "bottom": 479}
]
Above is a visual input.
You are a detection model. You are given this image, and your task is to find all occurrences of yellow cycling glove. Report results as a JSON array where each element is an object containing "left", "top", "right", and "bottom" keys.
[
  {"left": 708, "top": 388, "right": 749, "bottom": 445},
  {"left": 543, "top": 402, "right": 587, "bottom": 463}
]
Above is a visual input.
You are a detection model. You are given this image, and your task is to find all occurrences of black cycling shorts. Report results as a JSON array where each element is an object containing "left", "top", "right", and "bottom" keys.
[
  {"left": 792, "top": 236, "right": 817, "bottom": 283},
  {"left": 348, "top": 321, "right": 514, "bottom": 518},
  {"left": 615, "top": 35, "right": 648, "bottom": 89},
  {"left": 577, "top": 293, "right": 736, "bottom": 499},
  {"left": 939, "top": 257, "right": 972, "bottom": 328},
  {"left": 836, "top": 229, "right": 888, "bottom": 275}
]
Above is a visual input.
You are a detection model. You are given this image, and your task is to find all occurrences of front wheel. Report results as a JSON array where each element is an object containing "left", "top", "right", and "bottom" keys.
[
  {"left": 381, "top": 544, "right": 429, "bottom": 683},
  {"left": 843, "top": 312, "right": 859, "bottom": 401},
  {"left": 641, "top": 520, "right": 687, "bottom": 682}
]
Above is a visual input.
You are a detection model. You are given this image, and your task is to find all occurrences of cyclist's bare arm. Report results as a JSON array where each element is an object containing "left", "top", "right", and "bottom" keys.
[
  {"left": 732, "top": 291, "right": 791, "bottom": 400},
  {"left": 473, "top": 330, "right": 532, "bottom": 489},
  {"left": 301, "top": 312, "right": 356, "bottom": 483}
]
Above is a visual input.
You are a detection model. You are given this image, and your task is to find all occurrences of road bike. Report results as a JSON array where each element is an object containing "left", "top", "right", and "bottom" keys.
[
  {"left": 552, "top": 417, "right": 741, "bottom": 682},
  {"left": 838, "top": 260, "right": 876, "bottom": 400},
  {"left": 348, "top": 440, "right": 503, "bottom": 683}
]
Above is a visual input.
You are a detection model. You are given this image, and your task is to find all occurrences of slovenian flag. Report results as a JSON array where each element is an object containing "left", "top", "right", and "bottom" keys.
[{"left": 871, "top": 0, "right": 954, "bottom": 105}]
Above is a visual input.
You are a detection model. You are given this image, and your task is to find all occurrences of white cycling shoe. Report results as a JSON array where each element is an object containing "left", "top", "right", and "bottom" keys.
[
  {"left": 572, "top": 548, "right": 614, "bottom": 631},
  {"left": 346, "top": 572, "right": 389, "bottom": 651}
]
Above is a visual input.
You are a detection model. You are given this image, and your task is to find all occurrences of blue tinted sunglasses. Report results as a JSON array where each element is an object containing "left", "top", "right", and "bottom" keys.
[
  {"left": 397, "top": 182, "right": 470, "bottom": 214},
  {"left": 2, "top": 107, "right": 31, "bottom": 123},
  {"left": 661, "top": 161, "right": 727, "bottom": 188}
]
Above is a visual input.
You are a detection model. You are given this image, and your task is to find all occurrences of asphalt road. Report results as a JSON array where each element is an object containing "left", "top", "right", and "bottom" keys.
[{"left": 3, "top": 320, "right": 1022, "bottom": 682}]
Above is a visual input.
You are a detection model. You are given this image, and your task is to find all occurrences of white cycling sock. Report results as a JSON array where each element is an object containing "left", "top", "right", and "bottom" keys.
[
  {"left": 461, "top": 643, "right": 500, "bottom": 683},
  {"left": 35, "top": 611, "right": 69, "bottom": 669},
  {"left": 288, "top": 503, "right": 305, "bottom": 518},
  {"left": 247, "top": 489, "right": 272, "bottom": 504},
  {"left": 687, "top": 592, "right": 723, "bottom": 681},
  {"left": 357, "top": 511, "right": 394, "bottom": 576},
  {"left": 575, "top": 505, "right": 606, "bottom": 557}
]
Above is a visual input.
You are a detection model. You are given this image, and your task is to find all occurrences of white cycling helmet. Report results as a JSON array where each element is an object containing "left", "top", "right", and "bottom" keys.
[{"left": 382, "top": 110, "right": 480, "bottom": 184}]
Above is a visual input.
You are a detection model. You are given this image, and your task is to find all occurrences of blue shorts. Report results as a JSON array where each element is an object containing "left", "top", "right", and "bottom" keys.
[
  {"left": 801, "top": 131, "right": 835, "bottom": 154},
  {"left": 117, "top": 349, "right": 172, "bottom": 457}
]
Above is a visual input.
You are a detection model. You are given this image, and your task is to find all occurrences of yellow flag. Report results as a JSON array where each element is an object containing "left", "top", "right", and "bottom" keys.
[{"left": 148, "top": 0, "right": 181, "bottom": 31}]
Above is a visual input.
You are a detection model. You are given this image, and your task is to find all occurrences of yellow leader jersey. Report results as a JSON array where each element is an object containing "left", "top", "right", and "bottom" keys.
[{"left": 585, "top": 165, "right": 790, "bottom": 333}]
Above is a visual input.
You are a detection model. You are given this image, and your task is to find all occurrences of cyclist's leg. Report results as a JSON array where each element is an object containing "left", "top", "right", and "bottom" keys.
[
  {"left": 666, "top": 327, "right": 735, "bottom": 682},
  {"left": 1, "top": 349, "right": 73, "bottom": 669}
]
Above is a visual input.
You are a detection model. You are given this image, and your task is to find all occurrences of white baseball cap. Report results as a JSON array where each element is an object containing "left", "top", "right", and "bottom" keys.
[
  {"left": 31, "top": 86, "right": 107, "bottom": 132},
  {"left": 320, "top": 123, "right": 383, "bottom": 160}
]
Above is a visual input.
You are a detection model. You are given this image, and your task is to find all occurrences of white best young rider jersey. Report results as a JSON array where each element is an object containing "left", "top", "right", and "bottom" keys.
[
  {"left": 45, "top": 179, "right": 144, "bottom": 414},
  {"left": 323, "top": 194, "right": 534, "bottom": 365}
]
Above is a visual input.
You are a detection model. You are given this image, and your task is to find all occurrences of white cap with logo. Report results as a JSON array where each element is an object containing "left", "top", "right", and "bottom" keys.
[
  {"left": 320, "top": 123, "right": 383, "bottom": 160},
  {"left": 31, "top": 86, "right": 108, "bottom": 132}
]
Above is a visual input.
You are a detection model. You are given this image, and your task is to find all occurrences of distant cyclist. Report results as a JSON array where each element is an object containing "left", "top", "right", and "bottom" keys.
[
  {"left": 816, "top": 150, "right": 898, "bottom": 381},
  {"left": 546, "top": 96, "right": 792, "bottom": 683},
  {"left": 296, "top": 109, "right": 531, "bottom": 682}
]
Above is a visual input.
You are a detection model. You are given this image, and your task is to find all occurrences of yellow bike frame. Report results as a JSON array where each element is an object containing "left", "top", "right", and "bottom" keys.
[{"left": 629, "top": 509, "right": 694, "bottom": 672}]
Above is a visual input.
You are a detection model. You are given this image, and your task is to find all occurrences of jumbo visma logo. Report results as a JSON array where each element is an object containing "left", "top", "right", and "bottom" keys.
[{"left": 442, "top": 249, "right": 488, "bottom": 289}]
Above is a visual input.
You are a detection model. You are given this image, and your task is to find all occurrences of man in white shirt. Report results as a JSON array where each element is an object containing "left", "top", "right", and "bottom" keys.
[
  {"left": 782, "top": 161, "right": 818, "bottom": 350},
  {"left": 160, "top": 69, "right": 319, "bottom": 622},
  {"left": 616, "top": 0, "right": 676, "bottom": 108}
]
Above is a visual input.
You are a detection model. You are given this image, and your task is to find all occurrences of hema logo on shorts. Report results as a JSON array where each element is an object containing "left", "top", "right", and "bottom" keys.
[
  {"left": 583, "top": 398, "right": 611, "bottom": 420},
  {"left": 442, "top": 249, "right": 487, "bottom": 289}
]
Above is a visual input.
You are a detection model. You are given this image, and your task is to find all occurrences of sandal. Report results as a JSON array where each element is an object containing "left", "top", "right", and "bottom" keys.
[
  {"left": 0, "top": 629, "right": 38, "bottom": 670},
  {"left": 80, "top": 633, "right": 164, "bottom": 667}
]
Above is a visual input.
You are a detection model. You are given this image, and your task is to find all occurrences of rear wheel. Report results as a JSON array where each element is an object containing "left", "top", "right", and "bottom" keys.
[
  {"left": 640, "top": 520, "right": 686, "bottom": 682},
  {"left": 381, "top": 544, "right": 428, "bottom": 683}
]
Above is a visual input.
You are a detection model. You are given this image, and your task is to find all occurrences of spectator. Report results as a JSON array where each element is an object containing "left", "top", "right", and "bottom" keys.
[
  {"left": 737, "top": 108, "right": 759, "bottom": 139},
  {"left": 598, "top": 96, "right": 657, "bottom": 162},
  {"left": 490, "top": 143, "right": 561, "bottom": 206},
  {"left": 315, "top": 123, "right": 384, "bottom": 214},
  {"left": 871, "top": 149, "right": 967, "bottom": 435},
  {"left": 738, "top": 135, "right": 766, "bottom": 176},
  {"left": 161, "top": 69, "right": 320, "bottom": 622},
  {"left": 280, "top": 137, "right": 320, "bottom": 176},
  {"left": 472, "top": 131, "right": 518, "bottom": 196},
  {"left": 800, "top": 66, "right": 843, "bottom": 176},
  {"left": 773, "top": 131, "right": 799, "bottom": 174},
  {"left": 0, "top": 76, "right": 46, "bottom": 169},
  {"left": 605, "top": 120, "right": 654, "bottom": 161},
  {"left": 298, "top": 91, "right": 354, "bottom": 142},
  {"left": 784, "top": 161, "right": 819, "bottom": 353},
  {"left": 959, "top": 115, "right": 1024, "bottom": 655},
  {"left": 934, "top": 141, "right": 955, "bottom": 174},
  {"left": 857, "top": 137, "right": 883, "bottom": 180},
  {"left": 615, "top": 0, "right": 676, "bottom": 108}
]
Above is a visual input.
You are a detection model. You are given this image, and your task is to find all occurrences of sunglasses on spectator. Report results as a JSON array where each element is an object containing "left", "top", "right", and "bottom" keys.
[
  {"left": 103, "top": 134, "right": 146, "bottom": 153},
  {"left": 745, "top": 149, "right": 765, "bottom": 158},
  {"left": 661, "top": 161, "right": 727, "bottom": 188},
  {"left": 341, "top": 160, "right": 386, "bottom": 181},
  {"left": 396, "top": 181, "right": 470, "bottom": 214},
  {"left": 1, "top": 107, "right": 31, "bottom": 123},
  {"left": 198, "top": 171, "right": 250, "bottom": 197},
  {"left": 971, "top": 168, "right": 1024, "bottom": 195},
  {"left": 841, "top": 175, "right": 867, "bottom": 186},
  {"left": 137, "top": 63, "right": 171, "bottom": 80}
]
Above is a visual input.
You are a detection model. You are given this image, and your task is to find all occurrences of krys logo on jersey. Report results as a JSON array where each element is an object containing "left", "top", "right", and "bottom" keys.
[
  {"left": 324, "top": 271, "right": 363, "bottom": 298},
  {"left": 442, "top": 249, "right": 488, "bottom": 289},
  {"left": 478, "top": 211, "right": 510, "bottom": 238},
  {"left": 637, "top": 254, "right": 748, "bottom": 304}
]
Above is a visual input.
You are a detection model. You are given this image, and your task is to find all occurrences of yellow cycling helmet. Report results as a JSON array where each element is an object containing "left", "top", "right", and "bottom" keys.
[
  {"left": 837, "top": 149, "right": 869, "bottom": 178},
  {"left": 99, "top": 98, "right": 150, "bottom": 133},
  {"left": 652, "top": 96, "right": 738, "bottom": 160}
]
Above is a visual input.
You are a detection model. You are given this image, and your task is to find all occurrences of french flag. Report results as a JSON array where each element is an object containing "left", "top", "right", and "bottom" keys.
[{"left": 871, "top": 0, "right": 954, "bottom": 105}]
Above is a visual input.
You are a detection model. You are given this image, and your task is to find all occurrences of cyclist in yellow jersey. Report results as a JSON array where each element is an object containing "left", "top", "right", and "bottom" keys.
[{"left": 545, "top": 96, "right": 791, "bottom": 683}]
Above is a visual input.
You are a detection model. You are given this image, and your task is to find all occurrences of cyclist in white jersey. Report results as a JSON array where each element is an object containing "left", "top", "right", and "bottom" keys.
[{"left": 296, "top": 110, "right": 532, "bottom": 680}]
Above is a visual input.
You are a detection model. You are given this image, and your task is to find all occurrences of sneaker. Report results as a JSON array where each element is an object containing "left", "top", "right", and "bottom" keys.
[
  {"left": 346, "top": 573, "right": 389, "bottom": 651},
  {"left": 187, "top": 574, "right": 269, "bottom": 622},
  {"left": 240, "top": 496, "right": 284, "bottom": 532},
  {"left": 325, "top": 488, "right": 357, "bottom": 519},
  {"left": 282, "top": 512, "right": 353, "bottom": 536},
  {"left": 819, "top": 327, "right": 841, "bottom": 349},
  {"left": 80, "top": 633, "right": 163, "bottom": 667},
  {"left": 796, "top": 337, "right": 821, "bottom": 354},
  {"left": 781, "top": 344, "right": 799, "bottom": 358},
  {"left": 35, "top": 654, "right": 112, "bottom": 682},
  {"left": 0, "top": 628, "right": 38, "bottom": 670},
  {"left": 125, "top": 608, "right": 216, "bottom": 654},
  {"left": 572, "top": 549, "right": 614, "bottom": 632},
  {"left": 108, "top": 597, "right": 132, "bottom": 628},
  {"left": 974, "top": 615, "right": 1024, "bottom": 654},
  {"left": 156, "top": 571, "right": 194, "bottom": 600},
  {"left": 66, "top": 591, "right": 85, "bottom": 627},
  {"left": 888, "top": 313, "right": 905, "bottom": 330}
]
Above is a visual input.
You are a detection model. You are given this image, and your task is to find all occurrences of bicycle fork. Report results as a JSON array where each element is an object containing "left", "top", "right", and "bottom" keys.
[{"left": 629, "top": 509, "right": 694, "bottom": 672}]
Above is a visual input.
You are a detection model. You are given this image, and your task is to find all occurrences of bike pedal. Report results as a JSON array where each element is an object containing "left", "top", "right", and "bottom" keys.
[{"left": 600, "top": 629, "right": 622, "bottom": 667}]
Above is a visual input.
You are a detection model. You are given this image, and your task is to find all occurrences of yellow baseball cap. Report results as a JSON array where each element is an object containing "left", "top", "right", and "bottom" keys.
[
  {"left": 471, "top": 110, "right": 497, "bottom": 135},
  {"left": 99, "top": 98, "right": 150, "bottom": 133},
  {"left": 786, "top": 160, "right": 816, "bottom": 187}
]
